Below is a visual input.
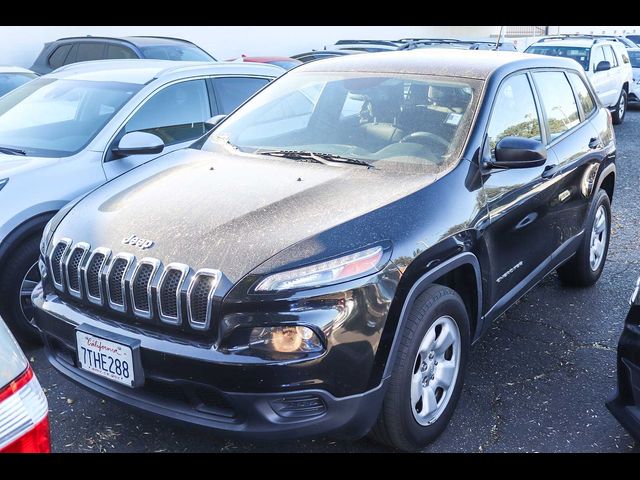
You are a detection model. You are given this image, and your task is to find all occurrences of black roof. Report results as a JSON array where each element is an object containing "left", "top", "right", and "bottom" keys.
[{"left": 299, "top": 48, "right": 583, "bottom": 80}]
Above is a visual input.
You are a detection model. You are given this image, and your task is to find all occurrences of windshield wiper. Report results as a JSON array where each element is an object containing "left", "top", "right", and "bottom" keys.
[
  {"left": 257, "top": 150, "right": 374, "bottom": 168},
  {"left": 0, "top": 146, "right": 26, "bottom": 156}
]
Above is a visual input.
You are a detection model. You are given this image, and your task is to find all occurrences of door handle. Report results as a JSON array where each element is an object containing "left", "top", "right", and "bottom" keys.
[
  {"left": 589, "top": 137, "right": 603, "bottom": 149},
  {"left": 541, "top": 164, "right": 559, "bottom": 179}
]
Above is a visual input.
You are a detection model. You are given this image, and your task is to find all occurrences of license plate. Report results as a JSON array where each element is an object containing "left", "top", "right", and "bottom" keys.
[{"left": 76, "top": 331, "right": 136, "bottom": 387}]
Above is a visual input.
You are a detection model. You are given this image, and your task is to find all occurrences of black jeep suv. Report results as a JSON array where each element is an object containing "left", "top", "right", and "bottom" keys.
[{"left": 33, "top": 49, "right": 616, "bottom": 451}]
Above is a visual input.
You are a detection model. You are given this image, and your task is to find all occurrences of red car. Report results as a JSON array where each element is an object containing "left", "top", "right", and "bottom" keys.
[
  {"left": 0, "top": 317, "right": 50, "bottom": 453},
  {"left": 227, "top": 55, "right": 302, "bottom": 70}
]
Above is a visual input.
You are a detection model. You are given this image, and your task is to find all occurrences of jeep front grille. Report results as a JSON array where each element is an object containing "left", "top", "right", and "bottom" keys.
[{"left": 48, "top": 239, "right": 221, "bottom": 332}]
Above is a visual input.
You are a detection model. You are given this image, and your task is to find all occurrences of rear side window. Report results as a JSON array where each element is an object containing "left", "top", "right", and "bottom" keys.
[
  {"left": 212, "top": 77, "right": 270, "bottom": 114},
  {"left": 123, "top": 79, "right": 211, "bottom": 146},
  {"left": 533, "top": 71, "right": 580, "bottom": 141},
  {"left": 106, "top": 44, "right": 137, "bottom": 59},
  {"left": 567, "top": 72, "right": 596, "bottom": 117},
  {"left": 486, "top": 74, "right": 541, "bottom": 155},
  {"left": 48, "top": 44, "right": 72, "bottom": 69},
  {"left": 76, "top": 43, "right": 105, "bottom": 62}
]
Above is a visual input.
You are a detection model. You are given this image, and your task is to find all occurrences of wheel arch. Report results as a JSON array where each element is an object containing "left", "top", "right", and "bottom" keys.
[
  {"left": 0, "top": 211, "right": 57, "bottom": 272},
  {"left": 381, "top": 252, "right": 483, "bottom": 380},
  {"left": 597, "top": 163, "right": 616, "bottom": 204}
]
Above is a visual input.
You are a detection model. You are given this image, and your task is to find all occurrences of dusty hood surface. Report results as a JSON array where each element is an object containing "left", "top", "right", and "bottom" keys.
[{"left": 52, "top": 147, "right": 437, "bottom": 283}]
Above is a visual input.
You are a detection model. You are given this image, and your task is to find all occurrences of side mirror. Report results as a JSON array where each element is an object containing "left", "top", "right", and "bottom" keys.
[
  {"left": 205, "top": 114, "right": 227, "bottom": 129},
  {"left": 112, "top": 131, "right": 164, "bottom": 157},
  {"left": 595, "top": 60, "right": 611, "bottom": 72},
  {"left": 490, "top": 136, "right": 547, "bottom": 169}
]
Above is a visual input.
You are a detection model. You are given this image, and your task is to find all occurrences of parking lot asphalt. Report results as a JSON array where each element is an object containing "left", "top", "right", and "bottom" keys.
[{"left": 25, "top": 104, "right": 640, "bottom": 453}]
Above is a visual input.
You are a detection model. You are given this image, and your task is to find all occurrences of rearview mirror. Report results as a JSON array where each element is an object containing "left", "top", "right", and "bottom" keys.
[
  {"left": 491, "top": 136, "right": 547, "bottom": 169},
  {"left": 205, "top": 114, "right": 227, "bottom": 129},
  {"left": 112, "top": 131, "right": 164, "bottom": 157},
  {"left": 595, "top": 60, "right": 611, "bottom": 72}
]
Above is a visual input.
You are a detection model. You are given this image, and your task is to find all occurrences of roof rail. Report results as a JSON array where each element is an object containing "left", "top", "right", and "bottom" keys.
[
  {"left": 127, "top": 35, "right": 198, "bottom": 46},
  {"left": 334, "top": 39, "right": 401, "bottom": 47},
  {"left": 536, "top": 34, "right": 621, "bottom": 45},
  {"left": 396, "top": 37, "right": 460, "bottom": 43}
]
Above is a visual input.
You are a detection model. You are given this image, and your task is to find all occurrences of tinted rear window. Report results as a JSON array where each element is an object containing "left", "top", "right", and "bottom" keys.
[
  {"left": 76, "top": 43, "right": 105, "bottom": 62},
  {"left": 49, "top": 44, "right": 72, "bottom": 68},
  {"left": 630, "top": 51, "right": 640, "bottom": 68},
  {"left": 526, "top": 45, "right": 591, "bottom": 70},
  {"left": 140, "top": 44, "right": 213, "bottom": 61}
]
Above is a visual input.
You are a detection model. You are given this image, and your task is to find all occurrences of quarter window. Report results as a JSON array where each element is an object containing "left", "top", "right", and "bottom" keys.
[
  {"left": 533, "top": 71, "right": 580, "bottom": 141},
  {"left": 567, "top": 72, "right": 596, "bottom": 117},
  {"left": 486, "top": 74, "right": 541, "bottom": 156},
  {"left": 213, "top": 77, "right": 270, "bottom": 114},
  {"left": 48, "top": 44, "right": 72, "bottom": 69},
  {"left": 123, "top": 79, "right": 211, "bottom": 146}
]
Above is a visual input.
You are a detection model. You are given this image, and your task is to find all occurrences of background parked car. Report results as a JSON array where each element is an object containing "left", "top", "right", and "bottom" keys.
[
  {"left": 0, "top": 59, "right": 282, "bottom": 343},
  {"left": 292, "top": 49, "right": 363, "bottom": 63},
  {"left": 227, "top": 55, "right": 302, "bottom": 70},
  {"left": 625, "top": 35, "right": 640, "bottom": 47},
  {"left": 0, "top": 315, "right": 50, "bottom": 453},
  {"left": 526, "top": 36, "right": 633, "bottom": 124},
  {"left": 0, "top": 67, "right": 37, "bottom": 97},
  {"left": 627, "top": 48, "right": 640, "bottom": 103},
  {"left": 30, "top": 36, "right": 216, "bottom": 75},
  {"left": 399, "top": 38, "right": 517, "bottom": 51}
]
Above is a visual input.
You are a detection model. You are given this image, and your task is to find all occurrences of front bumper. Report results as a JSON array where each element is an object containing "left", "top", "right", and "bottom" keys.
[
  {"left": 606, "top": 305, "right": 640, "bottom": 440},
  {"left": 33, "top": 274, "right": 394, "bottom": 440}
]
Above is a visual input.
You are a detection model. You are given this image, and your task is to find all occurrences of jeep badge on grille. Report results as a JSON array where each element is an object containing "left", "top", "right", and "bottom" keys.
[{"left": 122, "top": 234, "right": 154, "bottom": 250}]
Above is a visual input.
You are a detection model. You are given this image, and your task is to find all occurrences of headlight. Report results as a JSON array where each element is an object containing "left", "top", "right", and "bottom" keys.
[
  {"left": 0, "top": 178, "right": 8, "bottom": 192},
  {"left": 254, "top": 246, "right": 384, "bottom": 292},
  {"left": 631, "top": 277, "right": 640, "bottom": 306}
]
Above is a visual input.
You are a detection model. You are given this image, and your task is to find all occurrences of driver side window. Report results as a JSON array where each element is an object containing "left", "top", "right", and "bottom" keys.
[
  {"left": 486, "top": 74, "right": 541, "bottom": 157},
  {"left": 123, "top": 79, "right": 211, "bottom": 146}
]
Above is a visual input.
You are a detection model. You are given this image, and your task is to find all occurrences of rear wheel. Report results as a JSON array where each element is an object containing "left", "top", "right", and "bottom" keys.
[
  {"left": 557, "top": 189, "right": 611, "bottom": 287},
  {"left": 370, "top": 284, "right": 470, "bottom": 451},
  {"left": 0, "top": 236, "right": 43, "bottom": 344},
  {"left": 612, "top": 89, "right": 627, "bottom": 125}
]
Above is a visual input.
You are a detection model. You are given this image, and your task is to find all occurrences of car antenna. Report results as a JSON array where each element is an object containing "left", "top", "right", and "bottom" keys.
[{"left": 494, "top": 26, "right": 504, "bottom": 50}]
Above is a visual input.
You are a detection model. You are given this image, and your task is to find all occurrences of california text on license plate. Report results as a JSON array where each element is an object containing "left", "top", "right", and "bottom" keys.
[{"left": 76, "top": 331, "right": 135, "bottom": 387}]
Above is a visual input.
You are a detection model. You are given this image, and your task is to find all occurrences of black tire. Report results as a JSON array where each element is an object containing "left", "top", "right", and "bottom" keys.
[
  {"left": 370, "top": 284, "right": 470, "bottom": 451},
  {"left": 557, "top": 189, "right": 611, "bottom": 287},
  {"left": 612, "top": 89, "right": 627, "bottom": 125},
  {"left": 0, "top": 235, "right": 43, "bottom": 344}
]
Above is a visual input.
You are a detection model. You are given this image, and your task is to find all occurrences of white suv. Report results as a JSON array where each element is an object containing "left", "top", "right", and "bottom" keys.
[
  {"left": 628, "top": 48, "right": 640, "bottom": 103},
  {"left": 526, "top": 37, "right": 633, "bottom": 124}
]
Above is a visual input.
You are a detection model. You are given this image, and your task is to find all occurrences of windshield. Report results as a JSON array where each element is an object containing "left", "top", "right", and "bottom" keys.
[
  {"left": 141, "top": 45, "right": 214, "bottom": 61},
  {"left": 0, "top": 77, "right": 140, "bottom": 157},
  {"left": 0, "top": 73, "right": 36, "bottom": 97},
  {"left": 629, "top": 51, "right": 640, "bottom": 68},
  {"left": 201, "top": 71, "right": 480, "bottom": 174},
  {"left": 526, "top": 45, "right": 591, "bottom": 70}
]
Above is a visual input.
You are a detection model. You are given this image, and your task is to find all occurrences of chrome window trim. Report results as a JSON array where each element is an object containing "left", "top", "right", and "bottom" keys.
[
  {"left": 64, "top": 242, "right": 91, "bottom": 299},
  {"left": 157, "top": 263, "right": 190, "bottom": 326},
  {"left": 186, "top": 268, "right": 221, "bottom": 331},
  {"left": 129, "top": 257, "right": 162, "bottom": 320},
  {"left": 106, "top": 252, "right": 135, "bottom": 313},
  {"left": 82, "top": 247, "right": 112, "bottom": 306},
  {"left": 49, "top": 238, "right": 72, "bottom": 291}
]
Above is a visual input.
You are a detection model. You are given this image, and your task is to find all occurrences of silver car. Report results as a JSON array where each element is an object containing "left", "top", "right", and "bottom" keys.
[{"left": 0, "top": 59, "right": 282, "bottom": 341}]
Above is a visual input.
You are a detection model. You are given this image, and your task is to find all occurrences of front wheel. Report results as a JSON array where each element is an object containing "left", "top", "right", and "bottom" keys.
[
  {"left": 370, "top": 284, "right": 470, "bottom": 451},
  {"left": 612, "top": 89, "right": 627, "bottom": 125},
  {"left": 557, "top": 189, "right": 611, "bottom": 287},
  {"left": 0, "top": 235, "right": 43, "bottom": 344}
]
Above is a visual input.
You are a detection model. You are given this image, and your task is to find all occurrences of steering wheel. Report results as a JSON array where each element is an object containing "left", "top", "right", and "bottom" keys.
[{"left": 400, "top": 132, "right": 450, "bottom": 150}]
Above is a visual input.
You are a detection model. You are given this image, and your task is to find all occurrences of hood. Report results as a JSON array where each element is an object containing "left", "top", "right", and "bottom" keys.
[
  {"left": 0, "top": 153, "right": 51, "bottom": 177},
  {"left": 52, "top": 148, "right": 437, "bottom": 284}
]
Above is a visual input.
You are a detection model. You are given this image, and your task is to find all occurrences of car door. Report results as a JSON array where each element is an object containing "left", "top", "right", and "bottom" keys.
[
  {"left": 530, "top": 70, "right": 599, "bottom": 246},
  {"left": 102, "top": 78, "right": 212, "bottom": 180},
  {"left": 602, "top": 44, "right": 621, "bottom": 101},
  {"left": 480, "top": 72, "right": 561, "bottom": 304},
  {"left": 589, "top": 45, "right": 613, "bottom": 106},
  {"left": 209, "top": 76, "right": 271, "bottom": 115}
]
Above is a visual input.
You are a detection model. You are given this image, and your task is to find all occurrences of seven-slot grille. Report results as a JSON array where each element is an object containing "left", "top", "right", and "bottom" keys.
[{"left": 48, "top": 239, "right": 221, "bottom": 332}]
